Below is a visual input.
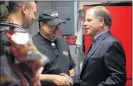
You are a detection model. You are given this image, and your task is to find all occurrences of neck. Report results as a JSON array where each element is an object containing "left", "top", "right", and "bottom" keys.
[
  {"left": 8, "top": 13, "right": 22, "bottom": 26},
  {"left": 92, "top": 26, "right": 109, "bottom": 38}
]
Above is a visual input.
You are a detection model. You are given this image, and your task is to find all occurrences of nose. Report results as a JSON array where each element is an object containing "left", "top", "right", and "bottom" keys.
[
  {"left": 32, "top": 16, "right": 36, "bottom": 23},
  {"left": 83, "top": 21, "right": 87, "bottom": 27},
  {"left": 33, "top": 19, "right": 37, "bottom": 23},
  {"left": 33, "top": 16, "right": 36, "bottom": 20}
]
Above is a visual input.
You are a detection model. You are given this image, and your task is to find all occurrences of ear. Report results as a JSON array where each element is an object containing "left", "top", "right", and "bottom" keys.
[
  {"left": 40, "top": 22, "right": 45, "bottom": 29},
  {"left": 40, "top": 22, "right": 43, "bottom": 27},
  {"left": 22, "top": 5, "right": 28, "bottom": 15},
  {"left": 100, "top": 18, "right": 104, "bottom": 27}
]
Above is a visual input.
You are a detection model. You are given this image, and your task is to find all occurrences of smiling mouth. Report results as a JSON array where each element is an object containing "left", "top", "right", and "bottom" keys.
[
  {"left": 86, "top": 28, "right": 90, "bottom": 30},
  {"left": 51, "top": 34, "right": 56, "bottom": 38},
  {"left": 50, "top": 33, "right": 56, "bottom": 39}
]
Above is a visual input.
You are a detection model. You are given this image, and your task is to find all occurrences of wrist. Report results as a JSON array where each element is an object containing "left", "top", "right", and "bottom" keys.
[{"left": 39, "top": 74, "right": 57, "bottom": 82}]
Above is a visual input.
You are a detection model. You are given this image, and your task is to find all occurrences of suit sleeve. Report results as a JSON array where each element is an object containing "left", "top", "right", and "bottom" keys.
[
  {"left": 98, "top": 42, "right": 127, "bottom": 86},
  {"left": 68, "top": 47, "right": 76, "bottom": 70}
]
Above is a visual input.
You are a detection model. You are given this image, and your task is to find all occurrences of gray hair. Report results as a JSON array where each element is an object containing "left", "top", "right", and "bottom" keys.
[{"left": 90, "top": 6, "right": 112, "bottom": 28}]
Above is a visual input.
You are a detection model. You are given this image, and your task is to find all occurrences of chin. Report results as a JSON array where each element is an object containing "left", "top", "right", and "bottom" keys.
[{"left": 86, "top": 32, "right": 90, "bottom": 35}]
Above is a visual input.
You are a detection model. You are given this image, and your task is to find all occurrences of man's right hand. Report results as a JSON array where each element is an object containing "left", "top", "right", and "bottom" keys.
[
  {"left": 60, "top": 73, "right": 73, "bottom": 86},
  {"left": 53, "top": 75, "right": 72, "bottom": 86}
]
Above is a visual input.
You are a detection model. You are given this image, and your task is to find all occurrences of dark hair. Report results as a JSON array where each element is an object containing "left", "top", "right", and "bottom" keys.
[
  {"left": 8, "top": 1, "right": 37, "bottom": 13},
  {"left": 8, "top": 1, "right": 22, "bottom": 13}
]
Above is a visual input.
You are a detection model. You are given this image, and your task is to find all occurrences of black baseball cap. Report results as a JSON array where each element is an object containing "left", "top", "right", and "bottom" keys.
[{"left": 38, "top": 9, "right": 65, "bottom": 26}]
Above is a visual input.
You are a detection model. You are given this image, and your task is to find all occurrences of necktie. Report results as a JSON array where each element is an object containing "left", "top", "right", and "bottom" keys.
[
  {"left": 88, "top": 38, "right": 96, "bottom": 52},
  {"left": 91, "top": 38, "right": 96, "bottom": 50}
]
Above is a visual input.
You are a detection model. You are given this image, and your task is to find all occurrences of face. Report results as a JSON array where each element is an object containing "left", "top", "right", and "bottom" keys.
[
  {"left": 84, "top": 9, "right": 102, "bottom": 37},
  {"left": 40, "top": 23, "right": 61, "bottom": 41},
  {"left": 22, "top": 2, "right": 37, "bottom": 29}
]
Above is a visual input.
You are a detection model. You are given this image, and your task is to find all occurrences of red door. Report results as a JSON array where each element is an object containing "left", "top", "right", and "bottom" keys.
[{"left": 84, "top": 2, "right": 132, "bottom": 86}]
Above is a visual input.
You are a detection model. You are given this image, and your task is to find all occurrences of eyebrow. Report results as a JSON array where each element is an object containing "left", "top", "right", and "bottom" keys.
[{"left": 87, "top": 19, "right": 92, "bottom": 21}]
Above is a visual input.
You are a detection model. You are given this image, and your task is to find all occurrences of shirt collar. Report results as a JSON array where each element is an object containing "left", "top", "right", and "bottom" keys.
[
  {"left": 9, "top": 23, "right": 23, "bottom": 29},
  {"left": 93, "top": 29, "right": 109, "bottom": 42}
]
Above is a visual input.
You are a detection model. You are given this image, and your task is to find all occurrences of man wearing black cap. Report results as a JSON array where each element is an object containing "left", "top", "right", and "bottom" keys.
[{"left": 33, "top": 9, "right": 75, "bottom": 86}]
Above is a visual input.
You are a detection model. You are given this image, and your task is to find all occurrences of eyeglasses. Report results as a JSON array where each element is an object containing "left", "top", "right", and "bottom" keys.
[{"left": 51, "top": 42, "right": 58, "bottom": 57}]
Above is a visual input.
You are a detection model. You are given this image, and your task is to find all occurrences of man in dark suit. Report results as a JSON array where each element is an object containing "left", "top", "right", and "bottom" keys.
[{"left": 62, "top": 6, "right": 127, "bottom": 86}]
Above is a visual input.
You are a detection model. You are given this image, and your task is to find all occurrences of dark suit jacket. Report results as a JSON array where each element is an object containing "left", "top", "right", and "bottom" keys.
[{"left": 72, "top": 31, "right": 126, "bottom": 86}]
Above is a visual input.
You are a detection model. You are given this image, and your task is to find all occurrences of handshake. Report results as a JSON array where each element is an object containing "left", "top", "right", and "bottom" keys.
[
  {"left": 56, "top": 73, "right": 73, "bottom": 86},
  {"left": 39, "top": 73, "right": 73, "bottom": 86}
]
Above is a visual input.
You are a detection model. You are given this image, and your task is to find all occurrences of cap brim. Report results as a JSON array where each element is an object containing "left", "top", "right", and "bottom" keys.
[{"left": 47, "top": 18, "right": 65, "bottom": 26}]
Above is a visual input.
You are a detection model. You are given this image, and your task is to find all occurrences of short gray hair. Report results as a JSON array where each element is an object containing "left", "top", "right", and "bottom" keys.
[{"left": 90, "top": 6, "right": 112, "bottom": 28}]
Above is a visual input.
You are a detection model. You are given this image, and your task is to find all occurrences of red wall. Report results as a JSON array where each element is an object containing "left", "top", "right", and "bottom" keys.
[{"left": 84, "top": 5, "right": 132, "bottom": 86}]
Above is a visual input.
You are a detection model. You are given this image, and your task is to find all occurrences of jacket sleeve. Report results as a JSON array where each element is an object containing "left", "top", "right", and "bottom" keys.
[
  {"left": 98, "top": 42, "right": 127, "bottom": 86},
  {"left": 68, "top": 48, "right": 76, "bottom": 70}
]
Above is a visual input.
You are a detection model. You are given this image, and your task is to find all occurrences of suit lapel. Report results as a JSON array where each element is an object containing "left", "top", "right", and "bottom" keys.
[
  {"left": 82, "top": 40, "right": 103, "bottom": 68},
  {"left": 81, "top": 31, "right": 111, "bottom": 73}
]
